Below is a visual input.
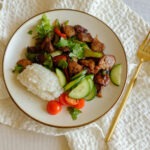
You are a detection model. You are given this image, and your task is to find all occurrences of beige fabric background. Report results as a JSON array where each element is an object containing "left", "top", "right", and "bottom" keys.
[{"left": 0, "top": 0, "right": 150, "bottom": 150}]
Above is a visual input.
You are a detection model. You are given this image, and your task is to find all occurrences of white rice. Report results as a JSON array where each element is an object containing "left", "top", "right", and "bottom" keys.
[{"left": 17, "top": 63, "right": 64, "bottom": 101}]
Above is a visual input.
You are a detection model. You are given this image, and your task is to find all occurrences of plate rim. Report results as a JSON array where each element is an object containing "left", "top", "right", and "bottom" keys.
[{"left": 2, "top": 9, "right": 128, "bottom": 128}]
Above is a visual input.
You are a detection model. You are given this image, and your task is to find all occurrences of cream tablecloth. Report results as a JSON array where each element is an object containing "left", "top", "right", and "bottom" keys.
[{"left": 0, "top": 0, "right": 150, "bottom": 150}]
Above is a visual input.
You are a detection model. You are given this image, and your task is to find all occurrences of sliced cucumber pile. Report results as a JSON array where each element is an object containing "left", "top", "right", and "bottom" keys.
[
  {"left": 60, "top": 68, "right": 97, "bottom": 100},
  {"left": 56, "top": 68, "right": 67, "bottom": 87},
  {"left": 66, "top": 73, "right": 96, "bottom": 100},
  {"left": 64, "top": 75, "right": 85, "bottom": 91},
  {"left": 110, "top": 64, "right": 122, "bottom": 86}
]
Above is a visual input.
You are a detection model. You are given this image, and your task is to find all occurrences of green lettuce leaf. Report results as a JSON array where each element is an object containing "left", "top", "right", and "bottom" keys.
[
  {"left": 56, "top": 38, "right": 89, "bottom": 59},
  {"left": 36, "top": 14, "right": 54, "bottom": 39}
]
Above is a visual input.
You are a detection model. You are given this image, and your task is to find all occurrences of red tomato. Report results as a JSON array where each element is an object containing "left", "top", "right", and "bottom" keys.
[
  {"left": 54, "top": 27, "right": 67, "bottom": 38},
  {"left": 47, "top": 100, "right": 62, "bottom": 115},
  {"left": 65, "top": 95, "right": 79, "bottom": 106},
  {"left": 74, "top": 99, "right": 85, "bottom": 109},
  {"left": 59, "top": 93, "right": 67, "bottom": 105},
  {"left": 53, "top": 55, "right": 67, "bottom": 63}
]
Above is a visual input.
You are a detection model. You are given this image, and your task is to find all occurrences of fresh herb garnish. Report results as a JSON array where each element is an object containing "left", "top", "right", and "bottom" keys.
[
  {"left": 43, "top": 53, "right": 53, "bottom": 69},
  {"left": 58, "top": 60, "right": 68, "bottom": 69},
  {"left": 26, "top": 52, "right": 38, "bottom": 62},
  {"left": 36, "top": 14, "right": 54, "bottom": 39},
  {"left": 69, "top": 43, "right": 84, "bottom": 59},
  {"left": 12, "top": 64, "right": 24, "bottom": 73},
  {"left": 67, "top": 107, "right": 82, "bottom": 120},
  {"left": 28, "top": 30, "right": 33, "bottom": 35},
  {"left": 56, "top": 38, "right": 89, "bottom": 59},
  {"left": 56, "top": 38, "right": 69, "bottom": 47}
]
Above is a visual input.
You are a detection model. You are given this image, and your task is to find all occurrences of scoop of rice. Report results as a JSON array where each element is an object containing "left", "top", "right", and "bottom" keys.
[{"left": 17, "top": 63, "right": 64, "bottom": 101}]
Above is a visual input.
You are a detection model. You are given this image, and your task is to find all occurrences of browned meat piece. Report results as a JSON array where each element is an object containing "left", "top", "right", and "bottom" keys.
[
  {"left": 41, "top": 37, "right": 54, "bottom": 53},
  {"left": 94, "top": 74, "right": 110, "bottom": 86},
  {"left": 36, "top": 54, "right": 45, "bottom": 64},
  {"left": 95, "top": 84, "right": 103, "bottom": 97},
  {"left": 77, "top": 32, "right": 93, "bottom": 42},
  {"left": 91, "top": 36, "right": 104, "bottom": 52},
  {"left": 27, "top": 46, "right": 41, "bottom": 53},
  {"left": 97, "top": 55, "right": 116, "bottom": 70},
  {"left": 53, "top": 34, "right": 60, "bottom": 45},
  {"left": 17, "top": 59, "right": 32, "bottom": 68},
  {"left": 79, "top": 59, "right": 95, "bottom": 73},
  {"left": 59, "top": 46, "right": 70, "bottom": 52},
  {"left": 63, "top": 68, "right": 70, "bottom": 82},
  {"left": 74, "top": 25, "right": 88, "bottom": 33},
  {"left": 68, "top": 60, "right": 83, "bottom": 75},
  {"left": 63, "top": 25, "right": 76, "bottom": 37}
]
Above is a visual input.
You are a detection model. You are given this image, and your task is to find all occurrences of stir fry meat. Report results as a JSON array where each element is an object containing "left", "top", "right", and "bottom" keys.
[
  {"left": 41, "top": 37, "right": 55, "bottom": 53},
  {"left": 79, "top": 59, "right": 95, "bottom": 74},
  {"left": 91, "top": 36, "right": 104, "bottom": 52},
  {"left": 60, "top": 46, "right": 70, "bottom": 52},
  {"left": 27, "top": 46, "right": 41, "bottom": 53},
  {"left": 77, "top": 32, "right": 93, "bottom": 42},
  {"left": 53, "top": 34, "right": 60, "bottom": 45},
  {"left": 74, "top": 25, "right": 88, "bottom": 33},
  {"left": 36, "top": 54, "right": 45, "bottom": 64},
  {"left": 94, "top": 74, "right": 110, "bottom": 86},
  {"left": 68, "top": 60, "right": 83, "bottom": 75},
  {"left": 63, "top": 25, "right": 76, "bottom": 37},
  {"left": 97, "top": 55, "right": 116, "bottom": 70},
  {"left": 14, "top": 16, "right": 117, "bottom": 97},
  {"left": 17, "top": 59, "right": 32, "bottom": 68}
]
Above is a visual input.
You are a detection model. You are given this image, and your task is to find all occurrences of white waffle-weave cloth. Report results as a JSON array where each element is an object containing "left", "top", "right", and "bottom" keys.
[{"left": 0, "top": 0, "right": 150, "bottom": 150}]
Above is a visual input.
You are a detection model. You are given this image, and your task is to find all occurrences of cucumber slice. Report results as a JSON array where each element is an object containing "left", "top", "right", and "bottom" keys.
[
  {"left": 110, "top": 64, "right": 122, "bottom": 86},
  {"left": 69, "top": 79, "right": 90, "bottom": 99},
  {"left": 64, "top": 75, "right": 85, "bottom": 91},
  {"left": 56, "top": 68, "right": 66, "bottom": 87},
  {"left": 71, "top": 70, "right": 87, "bottom": 80},
  {"left": 50, "top": 51, "right": 62, "bottom": 57},
  {"left": 85, "top": 86, "right": 97, "bottom": 101},
  {"left": 85, "top": 74, "right": 94, "bottom": 80},
  {"left": 86, "top": 78, "right": 94, "bottom": 90}
]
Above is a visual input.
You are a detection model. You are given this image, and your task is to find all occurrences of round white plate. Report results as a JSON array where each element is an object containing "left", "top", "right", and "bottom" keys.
[{"left": 3, "top": 9, "right": 127, "bottom": 128}]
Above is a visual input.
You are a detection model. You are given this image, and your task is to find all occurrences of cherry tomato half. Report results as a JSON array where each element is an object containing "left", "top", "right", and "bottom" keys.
[
  {"left": 74, "top": 99, "right": 85, "bottom": 109},
  {"left": 65, "top": 95, "right": 79, "bottom": 106},
  {"left": 59, "top": 93, "right": 68, "bottom": 105},
  {"left": 47, "top": 100, "right": 62, "bottom": 115}
]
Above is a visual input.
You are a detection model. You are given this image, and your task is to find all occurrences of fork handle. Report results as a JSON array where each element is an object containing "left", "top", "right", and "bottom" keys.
[{"left": 105, "top": 59, "right": 143, "bottom": 142}]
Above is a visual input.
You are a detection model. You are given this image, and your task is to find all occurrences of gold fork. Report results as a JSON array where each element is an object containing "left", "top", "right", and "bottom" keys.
[{"left": 105, "top": 31, "right": 150, "bottom": 142}]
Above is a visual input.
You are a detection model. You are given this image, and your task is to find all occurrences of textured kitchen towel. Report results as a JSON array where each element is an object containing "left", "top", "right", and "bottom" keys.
[{"left": 0, "top": 0, "right": 150, "bottom": 150}]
